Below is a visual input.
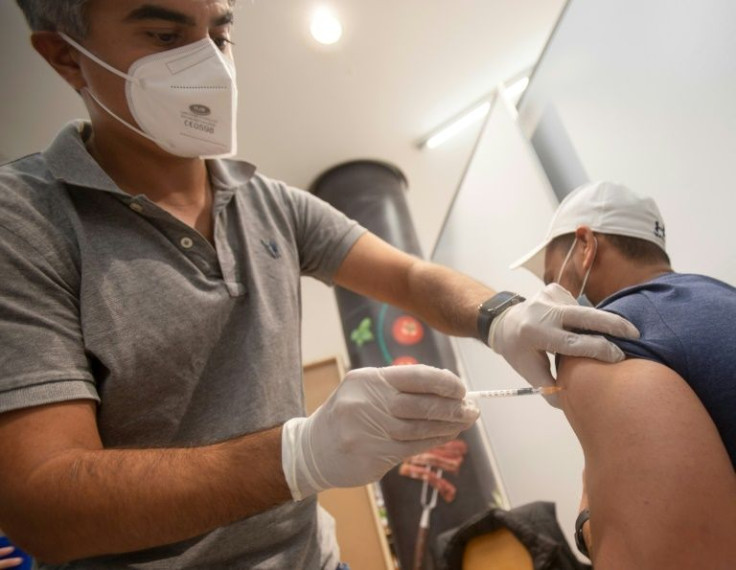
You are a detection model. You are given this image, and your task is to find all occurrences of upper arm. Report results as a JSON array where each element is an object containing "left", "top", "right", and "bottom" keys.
[
  {"left": 333, "top": 232, "right": 419, "bottom": 306},
  {"left": 0, "top": 221, "right": 97, "bottom": 415},
  {"left": 558, "top": 357, "right": 736, "bottom": 569}
]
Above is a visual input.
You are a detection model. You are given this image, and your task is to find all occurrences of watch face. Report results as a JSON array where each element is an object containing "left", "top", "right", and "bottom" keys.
[{"left": 484, "top": 293, "right": 517, "bottom": 312}]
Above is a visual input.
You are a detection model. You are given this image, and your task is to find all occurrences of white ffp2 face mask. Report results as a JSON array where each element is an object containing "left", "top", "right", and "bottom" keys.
[{"left": 61, "top": 33, "right": 238, "bottom": 158}]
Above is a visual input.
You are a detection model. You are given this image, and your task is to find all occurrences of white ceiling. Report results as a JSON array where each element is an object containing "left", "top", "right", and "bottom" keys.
[{"left": 0, "top": 0, "right": 564, "bottom": 251}]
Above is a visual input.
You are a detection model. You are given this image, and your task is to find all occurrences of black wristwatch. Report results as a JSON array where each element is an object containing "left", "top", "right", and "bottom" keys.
[
  {"left": 476, "top": 291, "right": 526, "bottom": 342},
  {"left": 574, "top": 508, "right": 591, "bottom": 558}
]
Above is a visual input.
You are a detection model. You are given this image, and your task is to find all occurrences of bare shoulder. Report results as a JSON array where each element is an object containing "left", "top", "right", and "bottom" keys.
[
  {"left": 557, "top": 356, "right": 708, "bottom": 448},
  {"left": 557, "top": 356, "right": 736, "bottom": 569}
]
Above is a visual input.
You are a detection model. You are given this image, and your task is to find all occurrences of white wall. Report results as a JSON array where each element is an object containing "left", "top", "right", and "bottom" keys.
[
  {"left": 432, "top": 93, "right": 584, "bottom": 554},
  {"left": 519, "top": 0, "right": 736, "bottom": 287},
  {"left": 432, "top": 0, "right": 736, "bottom": 556},
  {"left": 0, "top": 6, "right": 86, "bottom": 158}
]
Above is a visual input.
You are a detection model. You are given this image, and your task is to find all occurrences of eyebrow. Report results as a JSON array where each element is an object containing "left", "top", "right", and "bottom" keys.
[{"left": 124, "top": 4, "right": 234, "bottom": 27}]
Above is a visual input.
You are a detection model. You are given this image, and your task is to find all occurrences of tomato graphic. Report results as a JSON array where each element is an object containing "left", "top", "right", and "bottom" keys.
[
  {"left": 392, "top": 315, "right": 424, "bottom": 345},
  {"left": 392, "top": 356, "right": 419, "bottom": 365}
]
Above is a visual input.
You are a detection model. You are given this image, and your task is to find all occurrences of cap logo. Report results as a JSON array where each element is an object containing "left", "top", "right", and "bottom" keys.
[{"left": 654, "top": 221, "right": 666, "bottom": 239}]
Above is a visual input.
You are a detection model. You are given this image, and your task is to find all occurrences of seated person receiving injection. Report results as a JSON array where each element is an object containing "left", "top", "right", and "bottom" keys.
[{"left": 511, "top": 181, "right": 736, "bottom": 569}]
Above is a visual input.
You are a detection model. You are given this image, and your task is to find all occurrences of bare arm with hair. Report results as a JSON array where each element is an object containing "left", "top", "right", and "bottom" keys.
[
  {"left": 557, "top": 357, "right": 736, "bottom": 569},
  {"left": 334, "top": 233, "right": 639, "bottom": 391},
  {"left": 334, "top": 232, "right": 495, "bottom": 338},
  {"left": 0, "top": 401, "right": 290, "bottom": 564}
]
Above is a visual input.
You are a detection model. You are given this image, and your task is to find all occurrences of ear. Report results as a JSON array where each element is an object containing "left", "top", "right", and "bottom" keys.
[
  {"left": 575, "top": 226, "right": 598, "bottom": 270},
  {"left": 30, "top": 32, "right": 87, "bottom": 92}
]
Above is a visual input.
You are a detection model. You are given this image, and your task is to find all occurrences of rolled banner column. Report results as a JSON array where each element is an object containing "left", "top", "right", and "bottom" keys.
[{"left": 310, "top": 160, "right": 499, "bottom": 570}]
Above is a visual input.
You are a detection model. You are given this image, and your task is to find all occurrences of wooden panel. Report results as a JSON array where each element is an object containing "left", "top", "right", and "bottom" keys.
[{"left": 303, "top": 358, "right": 394, "bottom": 570}]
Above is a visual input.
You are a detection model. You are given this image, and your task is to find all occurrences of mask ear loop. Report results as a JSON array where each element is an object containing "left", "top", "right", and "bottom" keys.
[
  {"left": 577, "top": 236, "right": 598, "bottom": 299},
  {"left": 59, "top": 33, "right": 159, "bottom": 146},
  {"left": 81, "top": 87, "right": 158, "bottom": 144},
  {"left": 59, "top": 33, "right": 138, "bottom": 83},
  {"left": 556, "top": 237, "right": 578, "bottom": 285}
]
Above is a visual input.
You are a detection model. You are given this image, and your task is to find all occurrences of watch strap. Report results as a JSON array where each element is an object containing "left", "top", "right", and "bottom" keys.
[{"left": 574, "top": 508, "right": 591, "bottom": 558}]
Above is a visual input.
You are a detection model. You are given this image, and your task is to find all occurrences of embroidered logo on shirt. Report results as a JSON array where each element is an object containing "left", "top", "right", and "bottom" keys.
[{"left": 260, "top": 239, "right": 281, "bottom": 259}]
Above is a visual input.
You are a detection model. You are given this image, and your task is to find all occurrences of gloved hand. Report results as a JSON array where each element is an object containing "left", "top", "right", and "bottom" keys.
[
  {"left": 281, "top": 365, "right": 479, "bottom": 501},
  {"left": 488, "top": 283, "right": 640, "bottom": 389}
]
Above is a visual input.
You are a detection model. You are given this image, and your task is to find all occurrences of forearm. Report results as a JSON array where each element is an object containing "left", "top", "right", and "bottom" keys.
[
  {"left": 6, "top": 426, "right": 290, "bottom": 564},
  {"left": 334, "top": 234, "right": 495, "bottom": 338},
  {"left": 403, "top": 259, "right": 495, "bottom": 337}
]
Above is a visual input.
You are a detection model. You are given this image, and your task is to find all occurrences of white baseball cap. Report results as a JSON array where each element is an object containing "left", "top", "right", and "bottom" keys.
[{"left": 510, "top": 181, "right": 667, "bottom": 280}]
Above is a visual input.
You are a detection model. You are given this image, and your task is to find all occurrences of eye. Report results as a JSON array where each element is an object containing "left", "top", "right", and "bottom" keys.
[
  {"left": 212, "top": 35, "right": 234, "bottom": 51},
  {"left": 147, "top": 31, "right": 180, "bottom": 46}
]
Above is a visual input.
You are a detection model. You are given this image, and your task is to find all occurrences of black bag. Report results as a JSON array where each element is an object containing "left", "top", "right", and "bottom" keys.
[{"left": 433, "top": 501, "right": 592, "bottom": 570}]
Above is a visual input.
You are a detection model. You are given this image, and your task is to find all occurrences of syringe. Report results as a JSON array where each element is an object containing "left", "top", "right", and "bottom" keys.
[{"left": 466, "top": 386, "right": 562, "bottom": 399}]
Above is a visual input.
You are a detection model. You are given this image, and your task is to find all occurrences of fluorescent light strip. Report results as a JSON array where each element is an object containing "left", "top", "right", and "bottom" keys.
[
  {"left": 423, "top": 74, "right": 530, "bottom": 149},
  {"left": 504, "top": 76, "right": 529, "bottom": 104},
  {"left": 425, "top": 101, "right": 491, "bottom": 149}
]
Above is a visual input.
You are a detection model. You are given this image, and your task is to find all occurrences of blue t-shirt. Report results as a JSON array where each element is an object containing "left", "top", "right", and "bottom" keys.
[{"left": 597, "top": 273, "right": 736, "bottom": 467}]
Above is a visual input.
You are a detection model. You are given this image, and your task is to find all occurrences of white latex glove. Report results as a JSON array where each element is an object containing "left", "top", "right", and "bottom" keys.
[
  {"left": 281, "top": 364, "right": 479, "bottom": 501},
  {"left": 488, "top": 283, "right": 640, "bottom": 389}
]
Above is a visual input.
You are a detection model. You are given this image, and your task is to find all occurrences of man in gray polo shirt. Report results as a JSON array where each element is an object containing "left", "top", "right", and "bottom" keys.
[{"left": 0, "top": 1, "right": 639, "bottom": 568}]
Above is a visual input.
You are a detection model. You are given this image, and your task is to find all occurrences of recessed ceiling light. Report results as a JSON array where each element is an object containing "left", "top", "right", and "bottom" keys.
[{"left": 310, "top": 7, "right": 343, "bottom": 45}]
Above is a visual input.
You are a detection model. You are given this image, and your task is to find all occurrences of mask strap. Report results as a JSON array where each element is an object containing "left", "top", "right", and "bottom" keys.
[
  {"left": 60, "top": 33, "right": 137, "bottom": 84},
  {"left": 61, "top": 33, "right": 162, "bottom": 146},
  {"left": 556, "top": 237, "right": 578, "bottom": 285},
  {"left": 578, "top": 236, "right": 598, "bottom": 299},
  {"left": 82, "top": 87, "right": 158, "bottom": 145}
]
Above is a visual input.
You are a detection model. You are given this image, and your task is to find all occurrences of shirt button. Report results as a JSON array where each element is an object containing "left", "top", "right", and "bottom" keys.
[
  {"left": 129, "top": 202, "right": 144, "bottom": 213},
  {"left": 180, "top": 237, "right": 194, "bottom": 249}
]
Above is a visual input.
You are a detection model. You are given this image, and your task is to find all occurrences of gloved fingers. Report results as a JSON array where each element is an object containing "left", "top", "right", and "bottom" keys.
[
  {"left": 541, "top": 282, "right": 579, "bottom": 304},
  {"left": 564, "top": 334, "right": 626, "bottom": 362},
  {"left": 385, "top": 416, "right": 477, "bottom": 442},
  {"left": 378, "top": 364, "right": 466, "bottom": 399},
  {"left": 508, "top": 350, "right": 556, "bottom": 389},
  {"left": 389, "top": 392, "right": 479, "bottom": 423},
  {"left": 560, "top": 305, "right": 640, "bottom": 339},
  {"left": 538, "top": 324, "right": 625, "bottom": 361},
  {"left": 542, "top": 392, "right": 562, "bottom": 409}
]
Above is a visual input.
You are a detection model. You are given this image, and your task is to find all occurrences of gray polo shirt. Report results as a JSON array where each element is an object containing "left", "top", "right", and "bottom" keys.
[{"left": 0, "top": 121, "right": 365, "bottom": 569}]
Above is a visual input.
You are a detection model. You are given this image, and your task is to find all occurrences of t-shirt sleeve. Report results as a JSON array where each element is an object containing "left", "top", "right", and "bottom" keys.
[
  {"left": 279, "top": 184, "right": 367, "bottom": 284},
  {"left": 600, "top": 293, "right": 688, "bottom": 378},
  {"left": 0, "top": 209, "right": 98, "bottom": 414}
]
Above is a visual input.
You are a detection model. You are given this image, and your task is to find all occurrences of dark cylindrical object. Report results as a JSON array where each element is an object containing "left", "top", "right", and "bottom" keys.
[{"left": 311, "top": 160, "right": 498, "bottom": 570}]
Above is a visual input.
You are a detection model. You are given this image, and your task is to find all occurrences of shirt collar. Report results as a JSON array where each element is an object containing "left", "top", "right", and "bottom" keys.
[
  {"left": 43, "top": 120, "right": 257, "bottom": 196},
  {"left": 43, "top": 120, "right": 124, "bottom": 195}
]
